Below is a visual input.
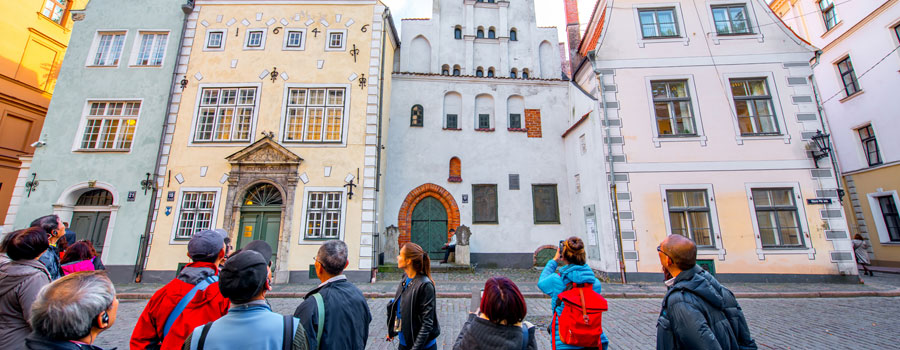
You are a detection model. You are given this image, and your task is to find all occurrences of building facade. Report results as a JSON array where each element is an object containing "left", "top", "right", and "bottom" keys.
[
  {"left": 382, "top": 0, "right": 592, "bottom": 268},
  {"left": 0, "top": 0, "right": 87, "bottom": 226},
  {"left": 574, "top": 0, "right": 857, "bottom": 281},
  {"left": 771, "top": 0, "right": 900, "bottom": 267},
  {"left": 140, "top": 0, "right": 398, "bottom": 283},
  {"left": 3, "top": 0, "right": 189, "bottom": 282}
]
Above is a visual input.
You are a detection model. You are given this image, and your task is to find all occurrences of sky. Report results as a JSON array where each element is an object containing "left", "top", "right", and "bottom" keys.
[{"left": 381, "top": 0, "right": 598, "bottom": 43}]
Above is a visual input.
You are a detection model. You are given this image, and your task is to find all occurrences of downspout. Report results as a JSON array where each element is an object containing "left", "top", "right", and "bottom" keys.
[
  {"left": 133, "top": 2, "right": 193, "bottom": 282},
  {"left": 589, "top": 51, "right": 626, "bottom": 284},
  {"left": 809, "top": 52, "right": 845, "bottom": 202},
  {"left": 371, "top": 8, "right": 392, "bottom": 283}
]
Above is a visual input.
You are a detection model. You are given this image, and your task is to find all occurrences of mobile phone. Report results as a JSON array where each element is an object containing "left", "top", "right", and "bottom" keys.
[{"left": 558, "top": 240, "right": 565, "bottom": 251}]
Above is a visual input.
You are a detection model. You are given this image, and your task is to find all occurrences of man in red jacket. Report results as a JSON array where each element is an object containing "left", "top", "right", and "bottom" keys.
[{"left": 130, "top": 229, "right": 230, "bottom": 350}]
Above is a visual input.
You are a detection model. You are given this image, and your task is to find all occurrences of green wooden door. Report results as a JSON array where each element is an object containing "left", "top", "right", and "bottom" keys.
[
  {"left": 71, "top": 211, "right": 110, "bottom": 255},
  {"left": 411, "top": 196, "right": 448, "bottom": 259},
  {"left": 238, "top": 211, "right": 281, "bottom": 268}
]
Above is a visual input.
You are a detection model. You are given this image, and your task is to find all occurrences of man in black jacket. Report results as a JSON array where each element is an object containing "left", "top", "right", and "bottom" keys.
[
  {"left": 656, "top": 234, "right": 757, "bottom": 350},
  {"left": 294, "top": 240, "right": 371, "bottom": 349}
]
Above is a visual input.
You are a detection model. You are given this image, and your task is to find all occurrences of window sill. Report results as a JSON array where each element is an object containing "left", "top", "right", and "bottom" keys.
[
  {"left": 475, "top": 128, "right": 495, "bottom": 132},
  {"left": 820, "top": 20, "right": 844, "bottom": 39},
  {"left": 130, "top": 64, "right": 163, "bottom": 68},
  {"left": 448, "top": 176, "right": 462, "bottom": 183},
  {"left": 534, "top": 222, "right": 561, "bottom": 225},
  {"left": 74, "top": 149, "right": 131, "bottom": 153},
  {"left": 839, "top": 90, "right": 864, "bottom": 103},
  {"left": 472, "top": 222, "right": 499, "bottom": 225},
  {"left": 410, "top": 124, "right": 423, "bottom": 127},
  {"left": 876, "top": 241, "right": 900, "bottom": 245},
  {"left": 652, "top": 135, "right": 708, "bottom": 147},
  {"left": 85, "top": 65, "right": 119, "bottom": 68},
  {"left": 243, "top": 46, "right": 266, "bottom": 51},
  {"left": 325, "top": 47, "right": 347, "bottom": 52},
  {"left": 508, "top": 128, "right": 527, "bottom": 132},
  {"left": 203, "top": 47, "right": 225, "bottom": 52},
  {"left": 35, "top": 12, "right": 70, "bottom": 32},
  {"left": 756, "top": 246, "right": 816, "bottom": 260},
  {"left": 443, "top": 127, "right": 461, "bottom": 131}
]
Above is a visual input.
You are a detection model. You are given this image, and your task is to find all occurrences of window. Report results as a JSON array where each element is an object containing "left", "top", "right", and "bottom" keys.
[
  {"left": 327, "top": 31, "right": 345, "bottom": 49},
  {"left": 509, "top": 114, "right": 521, "bottom": 129},
  {"left": 175, "top": 192, "right": 216, "bottom": 239},
  {"left": 284, "top": 29, "right": 306, "bottom": 50},
  {"left": 857, "top": 125, "right": 881, "bottom": 166},
  {"left": 510, "top": 68, "right": 517, "bottom": 78},
  {"left": 284, "top": 88, "right": 346, "bottom": 143},
  {"left": 752, "top": 188, "right": 804, "bottom": 248},
  {"left": 135, "top": 32, "right": 168, "bottom": 66},
  {"left": 579, "top": 134, "right": 587, "bottom": 154},
  {"left": 478, "top": 114, "right": 490, "bottom": 129},
  {"left": 453, "top": 65, "right": 461, "bottom": 76},
  {"left": 41, "top": 0, "right": 67, "bottom": 24},
  {"left": 454, "top": 27, "right": 462, "bottom": 39},
  {"left": 510, "top": 29, "right": 518, "bottom": 41},
  {"left": 477, "top": 28, "right": 485, "bottom": 38},
  {"left": 730, "top": 78, "right": 778, "bottom": 135},
  {"left": 194, "top": 87, "right": 257, "bottom": 142},
  {"left": 91, "top": 32, "right": 126, "bottom": 66},
  {"left": 446, "top": 114, "right": 458, "bottom": 129},
  {"left": 894, "top": 24, "right": 900, "bottom": 42},
  {"left": 837, "top": 57, "right": 860, "bottom": 97},
  {"left": 666, "top": 190, "right": 715, "bottom": 247},
  {"left": 639, "top": 8, "right": 679, "bottom": 38},
  {"left": 509, "top": 174, "right": 520, "bottom": 190},
  {"left": 472, "top": 184, "right": 498, "bottom": 224},
  {"left": 877, "top": 196, "right": 900, "bottom": 242},
  {"left": 449, "top": 157, "right": 462, "bottom": 182},
  {"left": 711, "top": 5, "right": 751, "bottom": 35},
  {"left": 819, "top": 0, "right": 839, "bottom": 30},
  {"left": 651, "top": 80, "right": 695, "bottom": 136},
  {"left": 410, "top": 104, "right": 424, "bottom": 127},
  {"left": 304, "top": 192, "right": 343, "bottom": 239},
  {"left": 245, "top": 29, "right": 265, "bottom": 49},
  {"left": 441, "top": 64, "right": 449, "bottom": 75},
  {"left": 206, "top": 30, "right": 225, "bottom": 50},
  {"left": 532, "top": 184, "right": 560, "bottom": 224},
  {"left": 488, "top": 27, "right": 496, "bottom": 39},
  {"left": 522, "top": 69, "right": 529, "bottom": 79},
  {"left": 487, "top": 68, "right": 495, "bottom": 78},
  {"left": 476, "top": 67, "right": 484, "bottom": 77},
  {"left": 79, "top": 101, "right": 140, "bottom": 150},
  {"left": 574, "top": 175, "right": 581, "bottom": 194}
]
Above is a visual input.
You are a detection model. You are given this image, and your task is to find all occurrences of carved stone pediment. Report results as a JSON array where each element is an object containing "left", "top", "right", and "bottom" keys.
[{"left": 226, "top": 136, "right": 302, "bottom": 166}]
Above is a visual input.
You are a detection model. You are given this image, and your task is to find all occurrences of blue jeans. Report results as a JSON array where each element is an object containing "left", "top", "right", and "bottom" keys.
[{"left": 399, "top": 343, "right": 438, "bottom": 350}]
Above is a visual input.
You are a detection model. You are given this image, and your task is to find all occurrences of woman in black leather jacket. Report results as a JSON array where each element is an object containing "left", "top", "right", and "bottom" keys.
[{"left": 386, "top": 243, "right": 440, "bottom": 350}]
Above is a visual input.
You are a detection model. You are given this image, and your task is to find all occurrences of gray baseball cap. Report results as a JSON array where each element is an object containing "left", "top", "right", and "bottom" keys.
[{"left": 188, "top": 229, "right": 227, "bottom": 261}]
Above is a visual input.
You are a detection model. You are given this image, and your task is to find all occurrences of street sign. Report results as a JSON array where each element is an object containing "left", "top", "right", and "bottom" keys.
[
  {"left": 807, "top": 198, "right": 833, "bottom": 205},
  {"left": 127, "top": 191, "right": 136, "bottom": 202}
]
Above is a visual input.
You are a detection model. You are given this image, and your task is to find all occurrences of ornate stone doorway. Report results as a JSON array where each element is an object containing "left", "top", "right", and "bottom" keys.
[{"left": 222, "top": 136, "right": 302, "bottom": 283}]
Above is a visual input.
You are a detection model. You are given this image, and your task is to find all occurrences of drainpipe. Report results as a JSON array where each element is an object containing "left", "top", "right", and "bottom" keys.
[
  {"left": 371, "top": 8, "right": 392, "bottom": 283},
  {"left": 589, "top": 51, "right": 626, "bottom": 284},
  {"left": 133, "top": 2, "right": 193, "bottom": 282}
]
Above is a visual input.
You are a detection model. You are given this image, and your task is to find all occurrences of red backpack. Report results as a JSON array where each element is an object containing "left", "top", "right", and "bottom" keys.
[{"left": 552, "top": 282, "right": 608, "bottom": 350}]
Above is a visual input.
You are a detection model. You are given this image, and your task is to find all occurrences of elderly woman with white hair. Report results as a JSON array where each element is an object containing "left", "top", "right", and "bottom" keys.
[{"left": 25, "top": 270, "right": 119, "bottom": 350}]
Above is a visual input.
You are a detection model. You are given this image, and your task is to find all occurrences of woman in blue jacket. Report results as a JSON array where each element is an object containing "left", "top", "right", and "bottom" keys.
[{"left": 538, "top": 236, "right": 609, "bottom": 350}]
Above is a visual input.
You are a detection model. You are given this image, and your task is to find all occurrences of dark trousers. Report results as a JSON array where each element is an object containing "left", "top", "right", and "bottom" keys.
[
  {"left": 441, "top": 244, "right": 456, "bottom": 262},
  {"left": 399, "top": 343, "right": 438, "bottom": 350}
]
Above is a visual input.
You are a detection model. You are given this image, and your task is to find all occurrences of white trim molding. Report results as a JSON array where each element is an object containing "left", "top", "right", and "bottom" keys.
[
  {"left": 659, "top": 184, "right": 727, "bottom": 260},
  {"left": 866, "top": 190, "right": 900, "bottom": 244},
  {"left": 643, "top": 74, "right": 708, "bottom": 147},
  {"left": 243, "top": 28, "right": 268, "bottom": 50},
  {"left": 324, "top": 29, "right": 348, "bottom": 51},
  {"left": 187, "top": 82, "right": 263, "bottom": 147},
  {"left": 720, "top": 71, "right": 791, "bottom": 145},
  {"left": 704, "top": 0, "right": 765, "bottom": 45},
  {"left": 277, "top": 83, "right": 352, "bottom": 147},
  {"left": 203, "top": 28, "right": 227, "bottom": 52},
  {"left": 70, "top": 98, "right": 145, "bottom": 153},
  {"left": 744, "top": 182, "right": 816, "bottom": 260},
  {"left": 632, "top": 2, "right": 690, "bottom": 48},
  {"left": 282, "top": 28, "right": 307, "bottom": 51},
  {"left": 169, "top": 187, "right": 223, "bottom": 245},
  {"left": 297, "top": 186, "right": 349, "bottom": 245}
]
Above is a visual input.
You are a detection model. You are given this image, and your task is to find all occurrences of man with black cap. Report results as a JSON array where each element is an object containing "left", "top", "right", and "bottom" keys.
[
  {"left": 184, "top": 248, "right": 305, "bottom": 350},
  {"left": 131, "top": 229, "right": 231, "bottom": 350}
]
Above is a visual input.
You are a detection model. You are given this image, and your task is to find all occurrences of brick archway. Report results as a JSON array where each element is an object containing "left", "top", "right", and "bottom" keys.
[{"left": 398, "top": 183, "right": 461, "bottom": 248}]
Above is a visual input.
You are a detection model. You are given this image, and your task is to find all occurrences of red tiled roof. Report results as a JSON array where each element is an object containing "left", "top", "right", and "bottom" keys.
[
  {"left": 393, "top": 71, "right": 566, "bottom": 82},
  {"left": 562, "top": 112, "right": 591, "bottom": 138},
  {"left": 578, "top": 0, "right": 607, "bottom": 56},
  {"left": 401, "top": 18, "right": 430, "bottom": 21}
]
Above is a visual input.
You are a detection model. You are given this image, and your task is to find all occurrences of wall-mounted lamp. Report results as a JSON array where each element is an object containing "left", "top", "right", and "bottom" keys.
[
  {"left": 809, "top": 130, "right": 831, "bottom": 168},
  {"left": 140, "top": 172, "right": 156, "bottom": 195},
  {"left": 344, "top": 169, "right": 359, "bottom": 200},
  {"left": 24, "top": 173, "right": 38, "bottom": 197},
  {"left": 270, "top": 67, "right": 278, "bottom": 83},
  {"left": 180, "top": 76, "right": 189, "bottom": 90}
]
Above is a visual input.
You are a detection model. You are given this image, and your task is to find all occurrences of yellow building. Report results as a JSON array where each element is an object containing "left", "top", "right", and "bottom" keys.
[
  {"left": 0, "top": 0, "right": 87, "bottom": 224},
  {"left": 140, "top": 0, "right": 398, "bottom": 283}
]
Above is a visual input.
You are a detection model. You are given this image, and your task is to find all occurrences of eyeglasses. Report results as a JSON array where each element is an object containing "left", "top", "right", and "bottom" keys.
[{"left": 657, "top": 245, "right": 671, "bottom": 259}]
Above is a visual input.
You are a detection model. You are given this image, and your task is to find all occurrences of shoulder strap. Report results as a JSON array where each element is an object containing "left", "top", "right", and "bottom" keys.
[
  {"left": 521, "top": 324, "right": 529, "bottom": 350},
  {"left": 282, "top": 314, "right": 293, "bottom": 350},
  {"left": 313, "top": 293, "right": 325, "bottom": 350},
  {"left": 197, "top": 322, "right": 213, "bottom": 350},
  {"left": 164, "top": 275, "right": 219, "bottom": 338}
]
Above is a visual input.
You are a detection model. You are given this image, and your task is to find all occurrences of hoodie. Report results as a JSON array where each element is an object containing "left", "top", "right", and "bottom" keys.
[
  {"left": 0, "top": 259, "right": 51, "bottom": 350},
  {"left": 538, "top": 259, "right": 609, "bottom": 349}
]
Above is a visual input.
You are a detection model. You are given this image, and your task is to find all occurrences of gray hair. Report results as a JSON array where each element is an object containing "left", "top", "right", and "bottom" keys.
[
  {"left": 317, "top": 240, "right": 348, "bottom": 275},
  {"left": 30, "top": 271, "right": 116, "bottom": 340}
]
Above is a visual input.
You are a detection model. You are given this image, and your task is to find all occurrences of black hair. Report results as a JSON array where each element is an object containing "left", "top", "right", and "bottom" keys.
[
  {"left": 7, "top": 227, "right": 50, "bottom": 261},
  {"left": 30, "top": 214, "right": 61, "bottom": 236},
  {"left": 317, "top": 240, "right": 348, "bottom": 275}
]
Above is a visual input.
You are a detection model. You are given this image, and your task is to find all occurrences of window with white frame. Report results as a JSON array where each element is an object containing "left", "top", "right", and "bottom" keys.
[
  {"left": 175, "top": 191, "right": 216, "bottom": 239},
  {"left": 326, "top": 30, "right": 346, "bottom": 50},
  {"left": 894, "top": 23, "right": 900, "bottom": 42},
  {"left": 837, "top": 56, "right": 860, "bottom": 97},
  {"left": 79, "top": 101, "right": 140, "bottom": 151},
  {"left": 819, "top": 0, "right": 839, "bottom": 31},
  {"left": 284, "top": 88, "right": 345, "bottom": 143},
  {"left": 304, "top": 192, "right": 342, "bottom": 239},
  {"left": 751, "top": 188, "right": 804, "bottom": 248},
  {"left": 194, "top": 87, "right": 257, "bottom": 142},
  {"left": 245, "top": 29, "right": 265, "bottom": 49},
  {"left": 666, "top": 190, "right": 715, "bottom": 248},
  {"left": 206, "top": 30, "right": 225, "bottom": 50},
  {"left": 134, "top": 32, "right": 168, "bottom": 66},
  {"left": 284, "top": 29, "right": 305, "bottom": 50},
  {"left": 91, "top": 32, "right": 126, "bottom": 66},
  {"left": 857, "top": 125, "right": 881, "bottom": 167},
  {"left": 876, "top": 196, "right": 900, "bottom": 242},
  {"left": 651, "top": 80, "right": 696, "bottom": 136},
  {"left": 638, "top": 8, "right": 679, "bottom": 38},
  {"left": 41, "top": 0, "right": 67, "bottom": 24},
  {"left": 730, "top": 78, "right": 779, "bottom": 135},
  {"left": 711, "top": 5, "right": 751, "bottom": 35}
]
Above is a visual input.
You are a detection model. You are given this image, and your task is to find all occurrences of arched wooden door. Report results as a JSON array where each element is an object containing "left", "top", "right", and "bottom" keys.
[
  {"left": 411, "top": 196, "right": 448, "bottom": 259},
  {"left": 71, "top": 189, "right": 113, "bottom": 255},
  {"left": 238, "top": 183, "right": 282, "bottom": 267}
]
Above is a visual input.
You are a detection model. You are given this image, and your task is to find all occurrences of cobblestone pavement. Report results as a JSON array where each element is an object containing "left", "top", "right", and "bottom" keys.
[{"left": 98, "top": 295, "right": 900, "bottom": 349}]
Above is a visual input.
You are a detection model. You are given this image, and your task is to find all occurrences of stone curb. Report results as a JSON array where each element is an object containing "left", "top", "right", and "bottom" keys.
[{"left": 117, "top": 288, "right": 900, "bottom": 300}]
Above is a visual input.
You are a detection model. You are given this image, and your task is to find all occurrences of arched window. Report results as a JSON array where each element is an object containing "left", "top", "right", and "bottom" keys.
[
  {"left": 487, "top": 67, "right": 495, "bottom": 77},
  {"left": 522, "top": 69, "right": 530, "bottom": 79},
  {"left": 454, "top": 26, "right": 462, "bottom": 40},
  {"left": 476, "top": 67, "right": 484, "bottom": 77},
  {"left": 441, "top": 64, "right": 450, "bottom": 75},
  {"left": 243, "top": 183, "right": 283, "bottom": 207},
  {"left": 449, "top": 157, "right": 462, "bottom": 182},
  {"left": 453, "top": 65, "right": 461, "bottom": 76},
  {"left": 488, "top": 27, "right": 496, "bottom": 39},
  {"left": 410, "top": 104, "right": 424, "bottom": 127},
  {"left": 510, "top": 68, "right": 518, "bottom": 78},
  {"left": 443, "top": 92, "right": 462, "bottom": 129},
  {"left": 76, "top": 189, "right": 114, "bottom": 206},
  {"left": 476, "top": 27, "right": 485, "bottom": 38},
  {"left": 510, "top": 29, "right": 518, "bottom": 41},
  {"left": 410, "top": 36, "right": 431, "bottom": 73}
]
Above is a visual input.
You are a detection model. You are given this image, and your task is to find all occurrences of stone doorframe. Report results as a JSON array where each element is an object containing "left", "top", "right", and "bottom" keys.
[
  {"left": 398, "top": 183, "right": 460, "bottom": 248},
  {"left": 52, "top": 181, "right": 120, "bottom": 263},
  {"left": 222, "top": 136, "right": 302, "bottom": 283}
]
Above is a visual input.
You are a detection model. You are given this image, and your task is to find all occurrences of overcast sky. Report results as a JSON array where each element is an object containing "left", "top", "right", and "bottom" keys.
[{"left": 381, "top": 0, "right": 597, "bottom": 43}]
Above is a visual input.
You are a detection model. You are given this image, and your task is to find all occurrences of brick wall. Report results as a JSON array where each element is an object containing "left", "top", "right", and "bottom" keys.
[
  {"left": 525, "top": 109, "right": 542, "bottom": 138},
  {"left": 397, "top": 183, "right": 461, "bottom": 247}
]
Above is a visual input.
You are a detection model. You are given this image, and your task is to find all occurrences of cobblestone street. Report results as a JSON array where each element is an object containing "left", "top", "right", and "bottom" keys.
[{"left": 99, "top": 295, "right": 900, "bottom": 349}]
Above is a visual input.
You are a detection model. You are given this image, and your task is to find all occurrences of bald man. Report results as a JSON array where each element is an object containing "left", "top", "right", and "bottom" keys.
[{"left": 656, "top": 235, "right": 757, "bottom": 350}]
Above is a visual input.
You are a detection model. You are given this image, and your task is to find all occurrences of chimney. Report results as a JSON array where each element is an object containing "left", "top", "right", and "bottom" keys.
[
  {"left": 559, "top": 43, "right": 571, "bottom": 79},
  {"left": 564, "top": 0, "right": 583, "bottom": 74}
]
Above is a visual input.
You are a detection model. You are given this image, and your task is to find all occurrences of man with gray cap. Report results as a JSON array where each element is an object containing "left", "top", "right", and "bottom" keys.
[
  {"left": 184, "top": 249, "right": 305, "bottom": 350},
  {"left": 131, "top": 229, "right": 231, "bottom": 350}
]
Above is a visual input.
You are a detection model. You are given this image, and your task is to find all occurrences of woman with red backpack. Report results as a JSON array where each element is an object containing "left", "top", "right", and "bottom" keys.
[
  {"left": 537, "top": 236, "right": 609, "bottom": 350},
  {"left": 60, "top": 240, "right": 105, "bottom": 275}
]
